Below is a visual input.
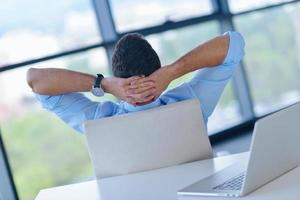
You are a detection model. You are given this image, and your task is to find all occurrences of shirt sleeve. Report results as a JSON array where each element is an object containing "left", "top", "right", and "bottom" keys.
[
  {"left": 186, "top": 31, "right": 245, "bottom": 122},
  {"left": 35, "top": 93, "right": 119, "bottom": 133}
]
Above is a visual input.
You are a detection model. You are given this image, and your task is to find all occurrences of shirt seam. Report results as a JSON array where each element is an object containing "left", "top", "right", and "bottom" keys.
[{"left": 47, "top": 94, "right": 64, "bottom": 111}]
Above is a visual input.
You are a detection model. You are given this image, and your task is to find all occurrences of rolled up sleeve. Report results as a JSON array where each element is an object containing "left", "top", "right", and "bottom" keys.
[{"left": 223, "top": 31, "right": 246, "bottom": 66}]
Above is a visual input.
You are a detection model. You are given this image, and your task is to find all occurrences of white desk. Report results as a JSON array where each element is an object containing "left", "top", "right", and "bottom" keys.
[{"left": 35, "top": 153, "right": 300, "bottom": 200}]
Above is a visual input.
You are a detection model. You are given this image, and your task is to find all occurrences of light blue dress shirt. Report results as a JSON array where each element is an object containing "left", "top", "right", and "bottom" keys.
[{"left": 36, "top": 31, "right": 245, "bottom": 134}]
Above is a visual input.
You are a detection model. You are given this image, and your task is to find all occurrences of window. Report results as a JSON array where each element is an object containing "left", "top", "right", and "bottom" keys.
[
  {"left": 207, "top": 81, "right": 241, "bottom": 133},
  {"left": 0, "top": 48, "right": 109, "bottom": 200},
  {"left": 3, "top": 1, "right": 300, "bottom": 199},
  {"left": 235, "top": 3, "right": 300, "bottom": 115},
  {"left": 228, "top": 0, "right": 294, "bottom": 13},
  {"left": 109, "top": 0, "right": 213, "bottom": 32},
  {"left": 0, "top": 0, "right": 100, "bottom": 67},
  {"left": 147, "top": 22, "right": 242, "bottom": 133}
]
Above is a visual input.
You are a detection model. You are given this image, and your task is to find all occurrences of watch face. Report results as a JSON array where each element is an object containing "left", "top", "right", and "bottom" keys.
[{"left": 92, "top": 87, "right": 104, "bottom": 97}]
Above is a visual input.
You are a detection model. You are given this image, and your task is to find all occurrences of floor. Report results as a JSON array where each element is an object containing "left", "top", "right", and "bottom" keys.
[{"left": 212, "top": 131, "right": 253, "bottom": 156}]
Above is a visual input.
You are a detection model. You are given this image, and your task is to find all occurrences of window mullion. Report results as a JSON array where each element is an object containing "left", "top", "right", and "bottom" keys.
[
  {"left": 0, "top": 130, "right": 17, "bottom": 200},
  {"left": 214, "top": 0, "right": 255, "bottom": 121},
  {"left": 92, "top": 0, "right": 118, "bottom": 74}
]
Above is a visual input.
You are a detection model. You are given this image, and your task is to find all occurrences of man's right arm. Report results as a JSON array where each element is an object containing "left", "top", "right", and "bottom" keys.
[
  {"left": 27, "top": 68, "right": 95, "bottom": 95},
  {"left": 27, "top": 68, "right": 155, "bottom": 104}
]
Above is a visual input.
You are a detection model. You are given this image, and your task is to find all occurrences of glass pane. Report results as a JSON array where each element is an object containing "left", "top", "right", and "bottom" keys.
[
  {"left": 109, "top": 0, "right": 213, "bottom": 32},
  {"left": 0, "top": 48, "right": 110, "bottom": 200},
  {"left": 147, "top": 22, "right": 242, "bottom": 133},
  {"left": 235, "top": 3, "right": 300, "bottom": 115},
  {"left": 207, "top": 81, "right": 241, "bottom": 133},
  {"left": 0, "top": 0, "right": 101, "bottom": 67},
  {"left": 229, "top": 0, "right": 294, "bottom": 13}
]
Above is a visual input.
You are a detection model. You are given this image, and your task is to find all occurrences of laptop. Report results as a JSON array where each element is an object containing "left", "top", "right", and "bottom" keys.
[
  {"left": 178, "top": 102, "right": 300, "bottom": 197},
  {"left": 84, "top": 99, "right": 213, "bottom": 179}
]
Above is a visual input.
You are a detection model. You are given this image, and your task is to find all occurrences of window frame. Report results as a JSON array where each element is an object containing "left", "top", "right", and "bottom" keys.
[{"left": 0, "top": 129, "right": 18, "bottom": 200}]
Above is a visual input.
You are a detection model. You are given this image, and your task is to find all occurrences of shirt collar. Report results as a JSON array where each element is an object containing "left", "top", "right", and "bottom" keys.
[{"left": 122, "top": 98, "right": 161, "bottom": 112}]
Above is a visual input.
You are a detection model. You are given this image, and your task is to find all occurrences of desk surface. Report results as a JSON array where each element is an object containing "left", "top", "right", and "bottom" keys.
[{"left": 35, "top": 152, "right": 300, "bottom": 200}]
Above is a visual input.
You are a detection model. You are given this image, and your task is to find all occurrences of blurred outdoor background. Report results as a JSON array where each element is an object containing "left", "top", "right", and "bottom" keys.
[{"left": 0, "top": 0, "right": 300, "bottom": 199}]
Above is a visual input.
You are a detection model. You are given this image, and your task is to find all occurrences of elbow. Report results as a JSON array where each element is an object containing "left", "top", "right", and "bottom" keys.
[
  {"left": 238, "top": 33, "right": 246, "bottom": 52},
  {"left": 27, "top": 68, "right": 40, "bottom": 93},
  {"left": 232, "top": 31, "right": 246, "bottom": 53},
  {"left": 223, "top": 31, "right": 246, "bottom": 64}
]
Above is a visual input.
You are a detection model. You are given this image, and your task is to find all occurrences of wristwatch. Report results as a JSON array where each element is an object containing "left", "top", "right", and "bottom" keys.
[{"left": 91, "top": 74, "right": 105, "bottom": 97}]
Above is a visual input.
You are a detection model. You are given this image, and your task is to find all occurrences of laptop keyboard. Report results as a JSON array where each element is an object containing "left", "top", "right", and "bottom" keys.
[{"left": 213, "top": 172, "right": 245, "bottom": 191}]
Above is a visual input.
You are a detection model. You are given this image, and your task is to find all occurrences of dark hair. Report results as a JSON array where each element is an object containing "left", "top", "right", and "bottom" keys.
[{"left": 112, "top": 33, "right": 161, "bottom": 78}]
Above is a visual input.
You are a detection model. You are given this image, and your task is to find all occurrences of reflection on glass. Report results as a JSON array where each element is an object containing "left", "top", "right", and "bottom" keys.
[
  {"left": 147, "top": 22, "right": 242, "bottom": 133},
  {"left": 229, "top": 0, "right": 293, "bottom": 13},
  {"left": 0, "top": 48, "right": 109, "bottom": 200},
  {"left": 109, "top": 0, "right": 213, "bottom": 32},
  {"left": 0, "top": 0, "right": 100, "bottom": 67},
  {"left": 235, "top": 3, "right": 300, "bottom": 115}
]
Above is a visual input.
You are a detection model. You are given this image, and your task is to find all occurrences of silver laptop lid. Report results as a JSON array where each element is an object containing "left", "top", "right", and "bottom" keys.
[
  {"left": 242, "top": 102, "right": 300, "bottom": 195},
  {"left": 85, "top": 99, "right": 213, "bottom": 179}
]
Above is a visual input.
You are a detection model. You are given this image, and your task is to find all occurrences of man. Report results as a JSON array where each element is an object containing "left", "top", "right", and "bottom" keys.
[{"left": 27, "top": 31, "right": 245, "bottom": 133}]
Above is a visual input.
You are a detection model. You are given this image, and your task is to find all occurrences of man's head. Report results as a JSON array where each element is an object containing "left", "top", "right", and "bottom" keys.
[{"left": 112, "top": 33, "right": 161, "bottom": 78}]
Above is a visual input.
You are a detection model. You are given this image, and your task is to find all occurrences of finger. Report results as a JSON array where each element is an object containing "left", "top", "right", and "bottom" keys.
[
  {"left": 130, "top": 76, "right": 152, "bottom": 85},
  {"left": 141, "top": 94, "right": 155, "bottom": 102},
  {"left": 124, "top": 76, "right": 141, "bottom": 84},
  {"left": 127, "top": 85, "right": 155, "bottom": 95},
  {"left": 128, "top": 81, "right": 154, "bottom": 89},
  {"left": 131, "top": 88, "right": 156, "bottom": 101},
  {"left": 134, "top": 95, "right": 155, "bottom": 106},
  {"left": 125, "top": 97, "right": 137, "bottom": 105}
]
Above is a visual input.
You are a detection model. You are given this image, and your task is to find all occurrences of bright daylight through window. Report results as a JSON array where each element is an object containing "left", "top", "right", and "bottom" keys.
[
  {"left": 235, "top": 2, "right": 300, "bottom": 115},
  {"left": 109, "top": 0, "right": 213, "bottom": 32},
  {"left": 0, "top": 0, "right": 100, "bottom": 66}
]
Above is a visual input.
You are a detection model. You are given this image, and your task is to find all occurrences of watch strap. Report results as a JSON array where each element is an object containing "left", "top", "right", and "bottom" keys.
[{"left": 94, "top": 74, "right": 104, "bottom": 88}]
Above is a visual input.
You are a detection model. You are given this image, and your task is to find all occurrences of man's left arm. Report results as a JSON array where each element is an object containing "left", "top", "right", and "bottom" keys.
[
  {"left": 128, "top": 31, "right": 245, "bottom": 120},
  {"left": 186, "top": 31, "right": 245, "bottom": 120},
  {"left": 128, "top": 31, "right": 232, "bottom": 97}
]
